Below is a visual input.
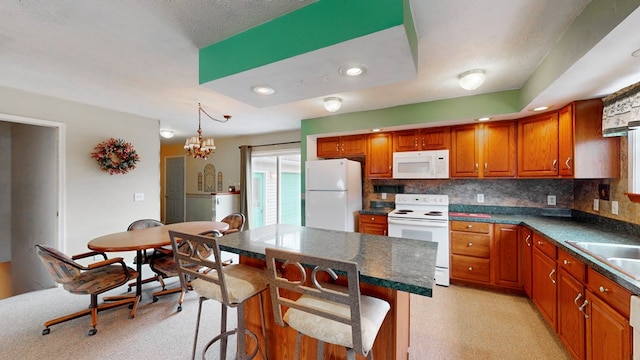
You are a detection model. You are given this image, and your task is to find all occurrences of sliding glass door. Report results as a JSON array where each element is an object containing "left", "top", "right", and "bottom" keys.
[{"left": 250, "top": 150, "right": 301, "bottom": 228}]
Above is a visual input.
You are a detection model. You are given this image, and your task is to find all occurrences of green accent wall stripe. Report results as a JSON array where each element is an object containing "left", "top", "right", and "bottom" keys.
[{"left": 199, "top": 0, "right": 406, "bottom": 84}]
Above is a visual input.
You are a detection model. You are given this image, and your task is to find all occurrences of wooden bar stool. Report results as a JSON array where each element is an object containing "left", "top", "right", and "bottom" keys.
[{"left": 169, "top": 230, "right": 269, "bottom": 360}]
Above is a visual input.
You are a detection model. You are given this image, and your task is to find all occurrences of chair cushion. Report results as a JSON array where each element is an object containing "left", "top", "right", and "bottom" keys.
[
  {"left": 63, "top": 265, "right": 138, "bottom": 295},
  {"left": 191, "top": 264, "right": 267, "bottom": 304},
  {"left": 283, "top": 294, "right": 390, "bottom": 353},
  {"left": 37, "top": 247, "right": 80, "bottom": 284}
]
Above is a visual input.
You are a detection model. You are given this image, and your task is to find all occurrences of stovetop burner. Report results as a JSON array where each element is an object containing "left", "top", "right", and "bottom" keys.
[
  {"left": 393, "top": 209, "right": 414, "bottom": 214},
  {"left": 425, "top": 211, "right": 443, "bottom": 216}
]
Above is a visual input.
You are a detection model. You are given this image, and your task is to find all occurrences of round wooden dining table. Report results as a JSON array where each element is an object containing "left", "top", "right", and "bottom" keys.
[{"left": 87, "top": 221, "right": 229, "bottom": 316}]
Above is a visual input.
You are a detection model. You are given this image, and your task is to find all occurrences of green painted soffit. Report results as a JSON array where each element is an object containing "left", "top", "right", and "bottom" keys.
[
  {"left": 300, "top": 90, "right": 521, "bottom": 137},
  {"left": 199, "top": 0, "right": 410, "bottom": 84}
]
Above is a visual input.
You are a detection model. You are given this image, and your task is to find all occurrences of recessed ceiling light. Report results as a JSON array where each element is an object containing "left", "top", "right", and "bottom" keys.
[
  {"left": 371, "top": 128, "right": 381, "bottom": 132},
  {"left": 632, "top": 48, "right": 640, "bottom": 57},
  {"left": 532, "top": 106, "right": 549, "bottom": 112},
  {"left": 477, "top": 117, "right": 491, "bottom": 122},
  {"left": 339, "top": 64, "right": 368, "bottom": 77},
  {"left": 252, "top": 85, "right": 275, "bottom": 95}
]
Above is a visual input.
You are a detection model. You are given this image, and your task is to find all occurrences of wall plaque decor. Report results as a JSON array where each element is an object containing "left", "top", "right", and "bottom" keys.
[{"left": 204, "top": 164, "right": 215, "bottom": 192}]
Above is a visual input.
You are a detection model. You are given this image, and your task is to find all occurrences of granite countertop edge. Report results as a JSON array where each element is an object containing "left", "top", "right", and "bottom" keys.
[{"left": 448, "top": 212, "right": 640, "bottom": 295}]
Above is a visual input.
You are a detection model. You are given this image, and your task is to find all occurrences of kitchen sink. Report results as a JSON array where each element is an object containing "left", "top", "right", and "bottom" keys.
[{"left": 566, "top": 241, "right": 640, "bottom": 280}]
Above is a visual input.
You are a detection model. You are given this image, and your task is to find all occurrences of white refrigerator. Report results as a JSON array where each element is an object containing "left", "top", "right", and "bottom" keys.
[{"left": 305, "top": 159, "right": 362, "bottom": 232}]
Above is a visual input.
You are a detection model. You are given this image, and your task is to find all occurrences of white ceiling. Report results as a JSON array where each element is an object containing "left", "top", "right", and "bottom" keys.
[{"left": 1, "top": 0, "right": 639, "bottom": 143}]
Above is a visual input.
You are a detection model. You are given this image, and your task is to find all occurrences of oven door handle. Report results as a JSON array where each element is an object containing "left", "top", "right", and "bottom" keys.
[{"left": 387, "top": 218, "right": 449, "bottom": 227}]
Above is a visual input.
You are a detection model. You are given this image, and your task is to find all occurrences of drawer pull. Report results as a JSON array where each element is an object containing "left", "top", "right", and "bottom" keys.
[
  {"left": 371, "top": 217, "right": 375, "bottom": 221},
  {"left": 467, "top": 242, "right": 473, "bottom": 247},
  {"left": 548, "top": 269, "right": 556, "bottom": 284},
  {"left": 579, "top": 299, "right": 589, "bottom": 319},
  {"left": 563, "top": 259, "right": 571, "bottom": 265},
  {"left": 599, "top": 286, "right": 609, "bottom": 293},
  {"left": 468, "top": 267, "right": 473, "bottom": 271},
  {"left": 466, "top": 225, "right": 473, "bottom": 229}
]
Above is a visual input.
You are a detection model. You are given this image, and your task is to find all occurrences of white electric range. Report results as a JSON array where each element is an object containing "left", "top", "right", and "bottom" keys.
[{"left": 387, "top": 194, "right": 450, "bottom": 286}]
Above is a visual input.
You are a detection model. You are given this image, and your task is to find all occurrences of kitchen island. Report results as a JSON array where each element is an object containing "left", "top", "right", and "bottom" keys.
[{"left": 216, "top": 224, "right": 438, "bottom": 360}]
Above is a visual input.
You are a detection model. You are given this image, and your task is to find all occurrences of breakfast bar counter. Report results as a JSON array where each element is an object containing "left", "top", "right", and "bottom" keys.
[{"left": 216, "top": 224, "right": 438, "bottom": 359}]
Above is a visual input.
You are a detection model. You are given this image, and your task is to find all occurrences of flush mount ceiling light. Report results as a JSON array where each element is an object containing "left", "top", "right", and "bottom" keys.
[
  {"left": 339, "top": 64, "right": 368, "bottom": 77},
  {"left": 251, "top": 85, "right": 276, "bottom": 95},
  {"left": 458, "top": 69, "right": 486, "bottom": 90},
  {"left": 159, "top": 129, "right": 174, "bottom": 138},
  {"left": 323, "top": 97, "right": 342, "bottom": 112},
  {"left": 184, "top": 103, "right": 231, "bottom": 160}
]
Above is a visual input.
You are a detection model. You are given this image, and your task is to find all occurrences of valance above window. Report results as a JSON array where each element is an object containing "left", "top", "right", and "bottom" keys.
[{"left": 602, "top": 80, "right": 640, "bottom": 137}]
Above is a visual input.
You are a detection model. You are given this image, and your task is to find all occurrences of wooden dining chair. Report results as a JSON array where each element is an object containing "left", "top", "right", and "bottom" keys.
[
  {"left": 35, "top": 244, "right": 139, "bottom": 336},
  {"left": 264, "top": 247, "right": 390, "bottom": 360}
]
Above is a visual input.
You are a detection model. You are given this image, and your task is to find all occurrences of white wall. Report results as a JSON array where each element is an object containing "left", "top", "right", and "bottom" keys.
[{"left": 0, "top": 86, "right": 161, "bottom": 265}]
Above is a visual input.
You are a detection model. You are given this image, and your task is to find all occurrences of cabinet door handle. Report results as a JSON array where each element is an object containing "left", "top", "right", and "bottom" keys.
[
  {"left": 414, "top": 139, "right": 418, "bottom": 148},
  {"left": 573, "top": 293, "right": 583, "bottom": 307},
  {"left": 422, "top": 138, "right": 425, "bottom": 147},
  {"left": 383, "top": 230, "right": 387, "bottom": 236},
  {"left": 484, "top": 162, "right": 488, "bottom": 173},
  {"left": 341, "top": 143, "right": 344, "bottom": 152},
  {"left": 599, "top": 286, "right": 609, "bottom": 293},
  {"left": 565, "top": 157, "right": 572, "bottom": 170},
  {"left": 548, "top": 268, "right": 556, "bottom": 284},
  {"left": 525, "top": 234, "right": 531, "bottom": 247},
  {"left": 335, "top": 144, "right": 339, "bottom": 152},
  {"left": 474, "top": 163, "right": 479, "bottom": 173},
  {"left": 579, "top": 299, "right": 590, "bottom": 319},
  {"left": 553, "top": 159, "right": 558, "bottom": 171},
  {"left": 467, "top": 242, "right": 473, "bottom": 247}
]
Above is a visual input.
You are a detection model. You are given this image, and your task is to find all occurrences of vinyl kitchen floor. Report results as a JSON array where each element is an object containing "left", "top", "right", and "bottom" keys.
[{"left": 409, "top": 284, "right": 571, "bottom": 360}]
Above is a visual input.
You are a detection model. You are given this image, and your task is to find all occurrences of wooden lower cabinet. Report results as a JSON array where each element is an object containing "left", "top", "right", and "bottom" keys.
[
  {"left": 557, "top": 268, "right": 586, "bottom": 359},
  {"left": 493, "top": 224, "right": 521, "bottom": 289},
  {"left": 532, "top": 245, "right": 557, "bottom": 331},
  {"left": 585, "top": 291, "right": 631, "bottom": 360},
  {"left": 358, "top": 214, "right": 387, "bottom": 235}
]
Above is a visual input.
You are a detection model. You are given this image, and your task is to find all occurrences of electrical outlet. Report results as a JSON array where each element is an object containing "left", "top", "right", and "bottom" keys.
[
  {"left": 134, "top": 193, "right": 144, "bottom": 202},
  {"left": 547, "top": 195, "right": 556, "bottom": 206},
  {"left": 593, "top": 198, "right": 599, "bottom": 211},
  {"left": 612, "top": 201, "right": 619, "bottom": 215},
  {"left": 381, "top": 193, "right": 387, "bottom": 200},
  {"left": 477, "top": 194, "right": 484, "bottom": 203}
]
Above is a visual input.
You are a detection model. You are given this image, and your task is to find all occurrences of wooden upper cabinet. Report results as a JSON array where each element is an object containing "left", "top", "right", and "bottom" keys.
[
  {"left": 450, "top": 124, "right": 480, "bottom": 177},
  {"left": 451, "top": 122, "right": 516, "bottom": 178},
  {"left": 316, "top": 135, "right": 365, "bottom": 158},
  {"left": 483, "top": 121, "right": 517, "bottom": 177},
  {"left": 366, "top": 132, "right": 393, "bottom": 179},
  {"left": 394, "top": 127, "right": 450, "bottom": 152},
  {"left": 518, "top": 112, "right": 559, "bottom": 177},
  {"left": 561, "top": 99, "right": 620, "bottom": 179}
]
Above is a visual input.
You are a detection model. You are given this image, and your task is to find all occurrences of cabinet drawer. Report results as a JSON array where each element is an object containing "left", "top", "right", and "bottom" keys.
[
  {"left": 359, "top": 214, "right": 387, "bottom": 225},
  {"left": 450, "top": 233, "right": 491, "bottom": 258},
  {"left": 451, "top": 255, "right": 491, "bottom": 283},
  {"left": 450, "top": 221, "right": 491, "bottom": 234},
  {"left": 533, "top": 233, "right": 556, "bottom": 260},
  {"left": 587, "top": 267, "right": 632, "bottom": 318},
  {"left": 558, "top": 249, "right": 586, "bottom": 282}
]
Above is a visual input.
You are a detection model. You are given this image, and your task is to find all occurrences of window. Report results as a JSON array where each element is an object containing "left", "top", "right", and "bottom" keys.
[{"left": 250, "top": 149, "right": 301, "bottom": 228}]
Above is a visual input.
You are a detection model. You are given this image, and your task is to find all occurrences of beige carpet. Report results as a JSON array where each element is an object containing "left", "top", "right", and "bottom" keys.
[
  {"left": 0, "top": 276, "right": 570, "bottom": 360},
  {"left": 409, "top": 284, "right": 571, "bottom": 360}
]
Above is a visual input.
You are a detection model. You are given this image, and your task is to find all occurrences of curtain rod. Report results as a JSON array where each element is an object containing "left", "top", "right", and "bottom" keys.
[{"left": 240, "top": 140, "right": 301, "bottom": 149}]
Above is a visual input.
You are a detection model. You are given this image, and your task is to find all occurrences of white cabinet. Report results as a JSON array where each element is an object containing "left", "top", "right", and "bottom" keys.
[{"left": 212, "top": 192, "right": 240, "bottom": 221}]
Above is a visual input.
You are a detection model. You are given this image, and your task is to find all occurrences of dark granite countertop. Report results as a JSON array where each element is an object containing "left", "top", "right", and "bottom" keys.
[
  {"left": 359, "top": 208, "right": 393, "bottom": 216},
  {"left": 450, "top": 210, "right": 640, "bottom": 295},
  {"left": 217, "top": 224, "right": 437, "bottom": 297}
]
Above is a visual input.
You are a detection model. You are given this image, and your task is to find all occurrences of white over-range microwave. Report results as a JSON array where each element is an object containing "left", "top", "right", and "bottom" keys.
[{"left": 392, "top": 150, "right": 449, "bottom": 179}]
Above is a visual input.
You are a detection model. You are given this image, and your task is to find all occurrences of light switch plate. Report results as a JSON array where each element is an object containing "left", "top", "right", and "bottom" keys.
[
  {"left": 477, "top": 194, "right": 484, "bottom": 203},
  {"left": 547, "top": 195, "right": 556, "bottom": 206},
  {"left": 593, "top": 198, "right": 599, "bottom": 211},
  {"left": 612, "top": 201, "right": 619, "bottom": 215},
  {"left": 134, "top": 193, "right": 144, "bottom": 202}
]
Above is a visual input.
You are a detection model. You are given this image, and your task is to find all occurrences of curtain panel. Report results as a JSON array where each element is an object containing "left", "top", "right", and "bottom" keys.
[{"left": 602, "top": 80, "right": 640, "bottom": 136}]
